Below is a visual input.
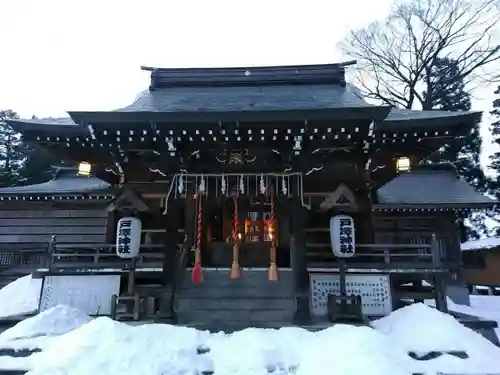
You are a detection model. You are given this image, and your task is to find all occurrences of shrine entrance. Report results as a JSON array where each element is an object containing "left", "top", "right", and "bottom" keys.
[
  {"left": 171, "top": 173, "right": 298, "bottom": 280},
  {"left": 202, "top": 194, "right": 289, "bottom": 268}
]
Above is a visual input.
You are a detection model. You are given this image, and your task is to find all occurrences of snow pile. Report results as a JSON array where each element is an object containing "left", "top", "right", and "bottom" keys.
[
  {"left": 373, "top": 303, "right": 500, "bottom": 374},
  {"left": 296, "top": 325, "right": 411, "bottom": 375},
  {"left": 0, "top": 275, "right": 42, "bottom": 318},
  {"left": 461, "top": 236, "right": 500, "bottom": 251},
  {"left": 0, "top": 303, "right": 499, "bottom": 375},
  {"left": 427, "top": 296, "right": 500, "bottom": 338},
  {"left": 29, "top": 318, "right": 208, "bottom": 375},
  {"left": 470, "top": 295, "right": 500, "bottom": 312},
  {"left": 0, "top": 305, "right": 92, "bottom": 341},
  {"left": 24, "top": 320, "right": 415, "bottom": 375}
]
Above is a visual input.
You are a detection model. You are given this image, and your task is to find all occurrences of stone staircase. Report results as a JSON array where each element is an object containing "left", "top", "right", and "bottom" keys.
[{"left": 175, "top": 269, "right": 295, "bottom": 330}]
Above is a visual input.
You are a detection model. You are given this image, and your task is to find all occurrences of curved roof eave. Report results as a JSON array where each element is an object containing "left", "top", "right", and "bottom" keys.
[
  {"left": 6, "top": 118, "right": 88, "bottom": 136},
  {"left": 0, "top": 176, "right": 112, "bottom": 197},
  {"left": 375, "top": 164, "right": 496, "bottom": 208},
  {"left": 378, "top": 108, "right": 482, "bottom": 131},
  {"left": 68, "top": 107, "right": 390, "bottom": 126}
]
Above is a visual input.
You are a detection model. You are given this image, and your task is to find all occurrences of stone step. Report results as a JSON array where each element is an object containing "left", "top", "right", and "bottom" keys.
[
  {"left": 177, "top": 309, "right": 294, "bottom": 324},
  {"left": 179, "top": 271, "right": 294, "bottom": 299},
  {"left": 176, "top": 269, "right": 296, "bottom": 327},
  {"left": 180, "top": 285, "right": 293, "bottom": 299},
  {"left": 177, "top": 297, "right": 294, "bottom": 311}
]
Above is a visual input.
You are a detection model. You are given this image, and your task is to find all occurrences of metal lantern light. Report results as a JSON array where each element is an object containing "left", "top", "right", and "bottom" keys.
[
  {"left": 396, "top": 157, "right": 411, "bottom": 172},
  {"left": 78, "top": 161, "right": 92, "bottom": 176}
]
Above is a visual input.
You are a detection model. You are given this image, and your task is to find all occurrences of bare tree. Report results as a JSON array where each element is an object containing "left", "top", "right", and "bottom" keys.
[{"left": 340, "top": 0, "right": 500, "bottom": 109}]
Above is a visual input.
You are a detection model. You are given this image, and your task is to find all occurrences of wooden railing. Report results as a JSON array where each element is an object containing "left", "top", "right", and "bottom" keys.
[
  {"left": 306, "top": 235, "right": 445, "bottom": 269},
  {"left": 45, "top": 237, "right": 171, "bottom": 271},
  {"left": 0, "top": 246, "right": 47, "bottom": 274},
  {"left": 0, "top": 232, "right": 446, "bottom": 273}
]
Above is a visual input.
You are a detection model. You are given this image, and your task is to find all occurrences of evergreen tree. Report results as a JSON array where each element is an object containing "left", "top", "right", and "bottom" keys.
[
  {"left": 0, "top": 110, "right": 25, "bottom": 187},
  {"left": 422, "top": 58, "right": 487, "bottom": 238},
  {"left": 18, "top": 144, "right": 60, "bottom": 185},
  {"left": 488, "top": 85, "right": 500, "bottom": 235}
]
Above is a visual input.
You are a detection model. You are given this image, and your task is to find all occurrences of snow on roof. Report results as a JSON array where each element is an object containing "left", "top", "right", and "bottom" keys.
[
  {"left": 0, "top": 303, "right": 499, "bottom": 374},
  {"left": 461, "top": 237, "right": 500, "bottom": 251},
  {"left": 0, "top": 275, "right": 42, "bottom": 319}
]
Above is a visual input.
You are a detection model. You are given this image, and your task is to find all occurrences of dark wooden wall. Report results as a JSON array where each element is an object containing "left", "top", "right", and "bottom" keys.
[
  {"left": 0, "top": 201, "right": 109, "bottom": 244},
  {"left": 373, "top": 213, "right": 460, "bottom": 261},
  {"left": 465, "top": 251, "right": 500, "bottom": 286}
]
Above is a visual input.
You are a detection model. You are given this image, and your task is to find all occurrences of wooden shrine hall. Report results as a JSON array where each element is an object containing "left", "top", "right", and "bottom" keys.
[{"left": 4, "top": 61, "right": 496, "bottom": 328}]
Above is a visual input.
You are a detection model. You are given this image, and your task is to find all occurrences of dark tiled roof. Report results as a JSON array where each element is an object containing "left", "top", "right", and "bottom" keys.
[
  {"left": 114, "top": 63, "right": 376, "bottom": 114},
  {"left": 4, "top": 64, "right": 481, "bottom": 131},
  {"left": 7, "top": 117, "right": 85, "bottom": 135},
  {"left": 0, "top": 168, "right": 111, "bottom": 197},
  {"left": 115, "top": 83, "right": 372, "bottom": 113},
  {"left": 376, "top": 164, "right": 495, "bottom": 208},
  {"left": 380, "top": 108, "right": 481, "bottom": 130},
  {"left": 13, "top": 117, "right": 76, "bottom": 126}
]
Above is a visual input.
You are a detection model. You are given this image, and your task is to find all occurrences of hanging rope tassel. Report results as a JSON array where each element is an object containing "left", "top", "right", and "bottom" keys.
[
  {"left": 268, "top": 188, "right": 278, "bottom": 281},
  {"left": 230, "top": 196, "right": 241, "bottom": 279},
  {"left": 192, "top": 193, "right": 203, "bottom": 283}
]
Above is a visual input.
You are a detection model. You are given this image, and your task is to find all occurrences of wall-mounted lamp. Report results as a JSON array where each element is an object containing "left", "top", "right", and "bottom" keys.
[
  {"left": 78, "top": 162, "right": 92, "bottom": 176},
  {"left": 396, "top": 157, "right": 411, "bottom": 172}
]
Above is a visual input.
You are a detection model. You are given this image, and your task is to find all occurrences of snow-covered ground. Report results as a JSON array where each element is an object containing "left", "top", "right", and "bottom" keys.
[
  {"left": 0, "top": 304, "right": 499, "bottom": 375},
  {"left": 0, "top": 275, "right": 42, "bottom": 318},
  {"left": 0, "top": 276, "right": 499, "bottom": 375},
  {"left": 427, "top": 295, "right": 500, "bottom": 338}
]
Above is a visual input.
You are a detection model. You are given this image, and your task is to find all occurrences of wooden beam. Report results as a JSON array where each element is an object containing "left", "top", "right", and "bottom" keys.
[{"left": 291, "top": 196, "right": 310, "bottom": 324}]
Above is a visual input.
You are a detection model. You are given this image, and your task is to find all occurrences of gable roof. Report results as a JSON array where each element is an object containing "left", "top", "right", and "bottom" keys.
[
  {"left": 67, "top": 62, "right": 390, "bottom": 124},
  {"left": 0, "top": 167, "right": 112, "bottom": 200},
  {"left": 6, "top": 63, "right": 481, "bottom": 133},
  {"left": 114, "top": 83, "right": 371, "bottom": 114},
  {"left": 375, "top": 164, "right": 495, "bottom": 210}
]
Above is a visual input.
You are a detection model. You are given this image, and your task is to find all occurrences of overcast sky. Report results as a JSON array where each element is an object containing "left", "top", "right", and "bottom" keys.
[{"left": 0, "top": 0, "right": 497, "bottom": 169}]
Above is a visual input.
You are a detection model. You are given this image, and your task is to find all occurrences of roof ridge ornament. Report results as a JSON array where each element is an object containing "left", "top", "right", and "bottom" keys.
[{"left": 140, "top": 62, "right": 355, "bottom": 89}]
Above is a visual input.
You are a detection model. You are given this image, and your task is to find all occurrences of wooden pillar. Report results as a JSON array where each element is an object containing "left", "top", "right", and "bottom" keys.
[
  {"left": 158, "top": 199, "right": 181, "bottom": 322},
  {"left": 104, "top": 209, "right": 116, "bottom": 244},
  {"left": 291, "top": 196, "right": 310, "bottom": 324},
  {"left": 161, "top": 199, "right": 181, "bottom": 286},
  {"left": 157, "top": 182, "right": 196, "bottom": 322},
  {"left": 277, "top": 194, "right": 291, "bottom": 266},
  {"left": 364, "top": 180, "right": 376, "bottom": 245},
  {"left": 431, "top": 234, "right": 448, "bottom": 313}
]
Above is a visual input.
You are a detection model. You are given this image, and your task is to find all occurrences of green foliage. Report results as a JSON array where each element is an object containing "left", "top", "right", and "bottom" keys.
[
  {"left": 487, "top": 85, "right": 500, "bottom": 235},
  {"left": 0, "top": 110, "right": 63, "bottom": 187},
  {"left": 0, "top": 110, "right": 24, "bottom": 187},
  {"left": 423, "top": 58, "right": 484, "bottom": 189}
]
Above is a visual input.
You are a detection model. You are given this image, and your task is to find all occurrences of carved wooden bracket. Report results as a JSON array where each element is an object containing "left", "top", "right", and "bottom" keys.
[{"left": 319, "top": 183, "right": 359, "bottom": 212}]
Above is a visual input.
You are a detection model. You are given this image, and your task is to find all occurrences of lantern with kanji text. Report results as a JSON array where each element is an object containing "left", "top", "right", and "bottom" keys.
[
  {"left": 116, "top": 217, "right": 142, "bottom": 259},
  {"left": 329, "top": 215, "right": 355, "bottom": 258}
]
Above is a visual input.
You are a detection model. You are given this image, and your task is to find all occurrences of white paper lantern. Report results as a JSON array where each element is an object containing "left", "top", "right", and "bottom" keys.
[
  {"left": 330, "top": 215, "right": 355, "bottom": 258},
  {"left": 116, "top": 217, "right": 142, "bottom": 259}
]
